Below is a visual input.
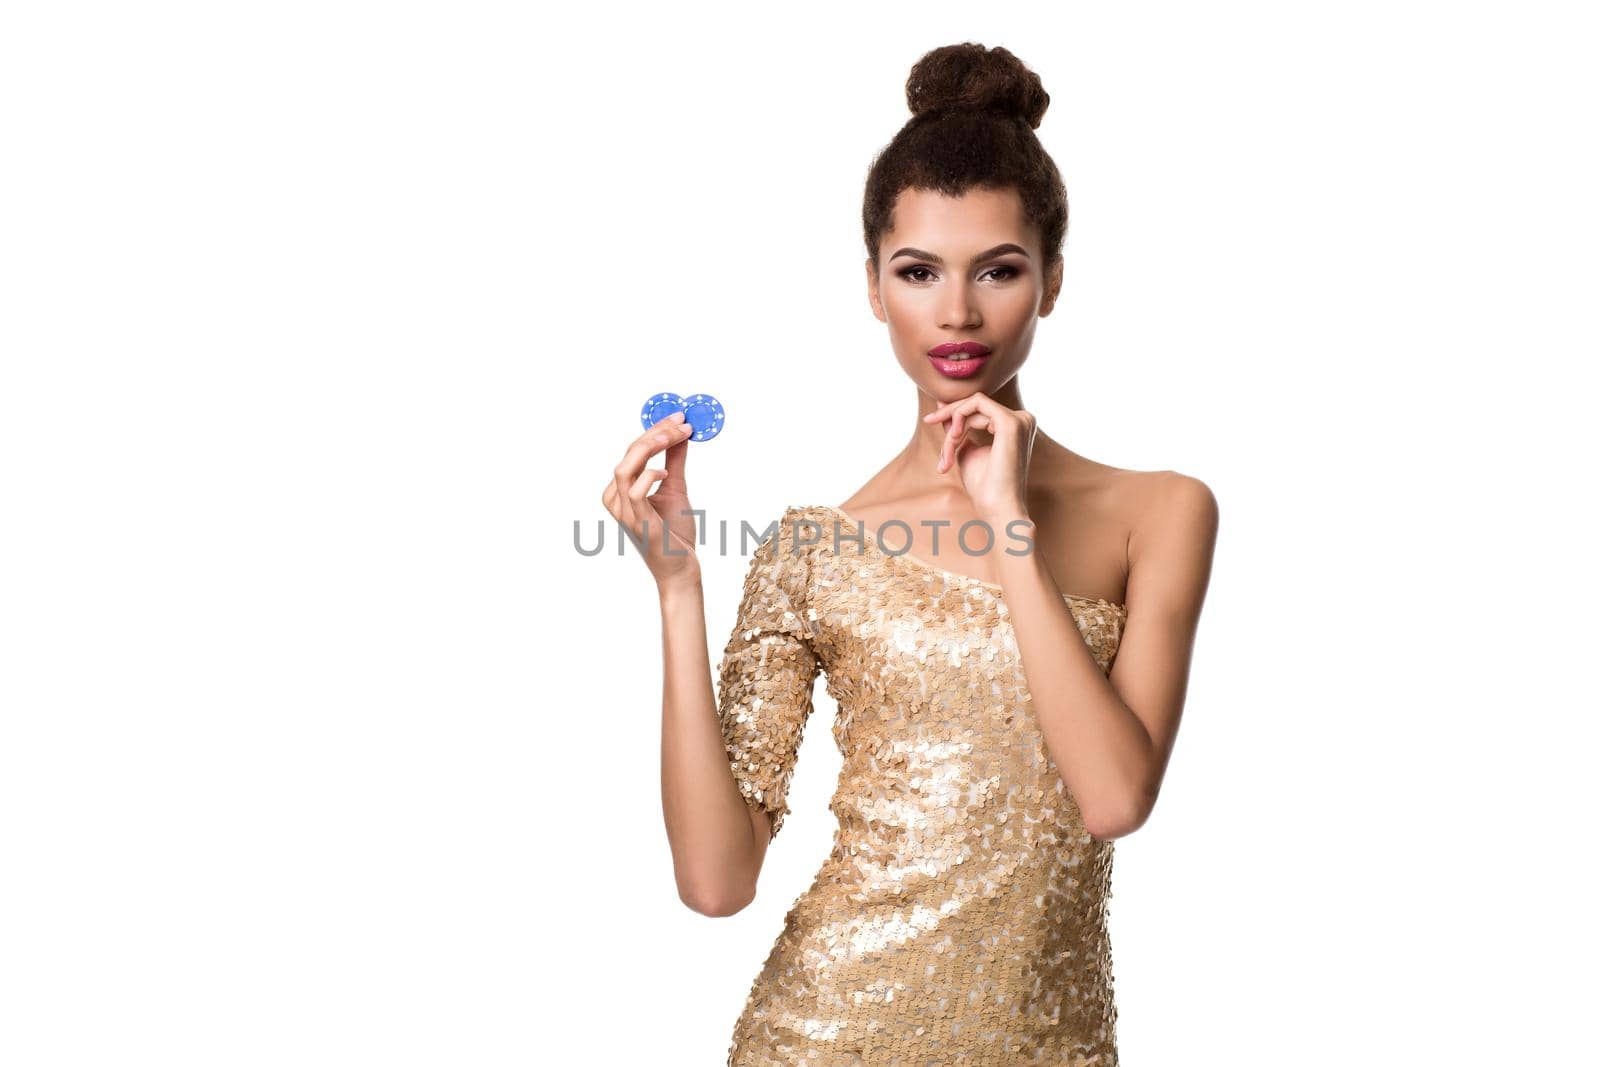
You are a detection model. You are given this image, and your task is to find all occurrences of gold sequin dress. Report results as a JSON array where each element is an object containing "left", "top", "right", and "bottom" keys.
[{"left": 717, "top": 505, "right": 1126, "bottom": 1066}]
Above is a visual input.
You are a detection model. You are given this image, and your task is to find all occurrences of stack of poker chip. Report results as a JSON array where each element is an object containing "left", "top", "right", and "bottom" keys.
[{"left": 639, "top": 392, "right": 725, "bottom": 442}]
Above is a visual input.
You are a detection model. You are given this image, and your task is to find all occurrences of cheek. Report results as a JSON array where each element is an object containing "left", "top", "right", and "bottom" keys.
[
  {"left": 880, "top": 286, "right": 940, "bottom": 335},
  {"left": 879, "top": 291, "right": 919, "bottom": 342},
  {"left": 989, "top": 288, "right": 1039, "bottom": 333},
  {"left": 993, "top": 283, "right": 1037, "bottom": 312},
  {"left": 879, "top": 285, "right": 912, "bottom": 318}
]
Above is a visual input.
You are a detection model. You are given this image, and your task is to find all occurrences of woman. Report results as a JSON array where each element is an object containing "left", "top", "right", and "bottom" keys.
[{"left": 603, "top": 42, "right": 1216, "bottom": 1066}]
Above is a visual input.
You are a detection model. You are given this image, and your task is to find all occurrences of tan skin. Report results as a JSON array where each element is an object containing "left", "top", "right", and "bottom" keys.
[{"left": 603, "top": 186, "right": 1217, "bottom": 916}]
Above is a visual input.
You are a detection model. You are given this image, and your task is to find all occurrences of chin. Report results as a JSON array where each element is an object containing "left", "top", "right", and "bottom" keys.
[{"left": 925, "top": 368, "right": 990, "bottom": 391}]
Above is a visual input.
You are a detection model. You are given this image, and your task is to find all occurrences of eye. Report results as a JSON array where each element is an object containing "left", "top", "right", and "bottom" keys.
[{"left": 895, "top": 264, "right": 1021, "bottom": 283}]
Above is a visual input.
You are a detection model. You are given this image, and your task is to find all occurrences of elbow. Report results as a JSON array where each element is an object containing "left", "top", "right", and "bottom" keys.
[
  {"left": 680, "top": 883, "right": 755, "bottom": 917},
  {"left": 1083, "top": 794, "right": 1154, "bottom": 843},
  {"left": 673, "top": 815, "right": 768, "bottom": 916},
  {"left": 677, "top": 863, "right": 759, "bottom": 916},
  {"left": 1084, "top": 811, "right": 1142, "bottom": 843}
]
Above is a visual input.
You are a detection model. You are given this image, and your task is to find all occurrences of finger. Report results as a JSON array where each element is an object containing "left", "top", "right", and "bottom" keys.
[
  {"left": 620, "top": 413, "right": 692, "bottom": 475},
  {"left": 950, "top": 392, "right": 1009, "bottom": 419},
  {"left": 944, "top": 411, "right": 966, "bottom": 472},
  {"left": 602, "top": 480, "right": 630, "bottom": 523},
  {"left": 630, "top": 466, "right": 669, "bottom": 504},
  {"left": 613, "top": 459, "right": 638, "bottom": 530},
  {"left": 958, "top": 414, "right": 996, "bottom": 457},
  {"left": 942, "top": 395, "right": 1020, "bottom": 446},
  {"left": 614, "top": 418, "right": 692, "bottom": 520},
  {"left": 939, "top": 411, "right": 968, "bottom": 473},
  {"left": 941, "top": 395, "right": 987, "bottom": 422},
  {"left": 663, "top": 434, "right": 689, "bottom": 483},
  {"left": 923, "top": 390, "right": 991, "bottom": 422},
  {"left": 624, "top": 470, "right": 668, "bottom": 547}
]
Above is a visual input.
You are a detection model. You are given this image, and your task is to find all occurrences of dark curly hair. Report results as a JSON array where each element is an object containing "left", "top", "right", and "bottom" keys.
[{"left": 862, "top": 43, "right": 1067, "bottom": 274}]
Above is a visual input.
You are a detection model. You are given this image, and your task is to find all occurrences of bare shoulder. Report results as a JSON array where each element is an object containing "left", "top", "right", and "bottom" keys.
[
  {"left": 1030, "top": 451, "right": 1217, "bottom": 598},
  {"left": 1120, "top": 469, "right": 1219, "bottom": 621},
  {"left": 1031, "top": 451, "right": 1215, "bottom": 536},
  {"left": 1122, "top": 469, "right": 1219, "bottom": 536}
]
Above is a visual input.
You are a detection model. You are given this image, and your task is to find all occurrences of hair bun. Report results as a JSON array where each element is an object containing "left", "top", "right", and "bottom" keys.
[{"left": 905, "top": 43, "right": 1050, "bottom": 130}]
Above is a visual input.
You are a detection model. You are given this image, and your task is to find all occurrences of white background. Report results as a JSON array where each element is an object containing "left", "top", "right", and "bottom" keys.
[{"left": 3, "top": 2, "right": 1596, "bottom": 1064}]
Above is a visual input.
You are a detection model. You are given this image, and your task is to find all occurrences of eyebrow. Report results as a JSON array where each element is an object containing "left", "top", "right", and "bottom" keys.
[{"left": 887, "top": 243, "right": 1031, "bottom": 267}]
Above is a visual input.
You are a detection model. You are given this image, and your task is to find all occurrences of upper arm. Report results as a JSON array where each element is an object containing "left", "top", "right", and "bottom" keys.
[
  {"left": 1111, "top": 472, "right": 1219, "bottom": 806},
  {"left": 715, "top": 518, "right": 823, "bottom": 847}
]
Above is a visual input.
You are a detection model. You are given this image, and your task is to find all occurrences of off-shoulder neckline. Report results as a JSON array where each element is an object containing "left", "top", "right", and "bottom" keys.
[{"left": 790, "top": 503, "right": 1128, "bottom": 617}]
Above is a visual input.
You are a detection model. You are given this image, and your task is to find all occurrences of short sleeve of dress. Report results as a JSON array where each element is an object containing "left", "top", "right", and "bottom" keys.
[{"left": 715, "top": 514, "right": 822, "bottom": 841}]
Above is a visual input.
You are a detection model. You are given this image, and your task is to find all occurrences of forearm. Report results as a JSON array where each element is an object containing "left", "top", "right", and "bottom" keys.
[
  {"left": 657, "top": 578, "right": 763, "bottom": 913},
  {"left": 992, "top": 520, "right": 1153, "bottom": 840}
]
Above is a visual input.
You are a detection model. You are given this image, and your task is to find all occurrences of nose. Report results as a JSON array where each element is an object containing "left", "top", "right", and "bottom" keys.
[{"left": 938, "top": 278, "right": 981, "bottom": 330}]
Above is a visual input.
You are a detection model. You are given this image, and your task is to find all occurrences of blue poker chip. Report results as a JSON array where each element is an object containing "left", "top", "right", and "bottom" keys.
[
  {"left": 680, "top": 393, "right": 725, "bottom": 442},
  {"left": 640, "top": 392, "right": 685, "bottom": 431}
]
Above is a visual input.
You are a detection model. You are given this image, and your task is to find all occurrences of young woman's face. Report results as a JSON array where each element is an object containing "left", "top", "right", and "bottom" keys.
[{"left": 866, "top": 186, "right": 1062, "bottom": 401}]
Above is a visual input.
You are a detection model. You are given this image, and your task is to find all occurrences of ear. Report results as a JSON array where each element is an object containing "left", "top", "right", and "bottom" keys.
[
  {"left": 1038, "top": 256, "right": 1065, "bottom": 317},
  {"left": 865, "top": 257, "right": 887, "bottom": 323}
]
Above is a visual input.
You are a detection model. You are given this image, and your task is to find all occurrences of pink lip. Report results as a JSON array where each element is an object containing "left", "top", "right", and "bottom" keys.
[
  {"left": 928, "top": 341, "right": 991, "bottom": 357},
  {"left": 928, "top": 353, "right": 989, "bottom": 379}
]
